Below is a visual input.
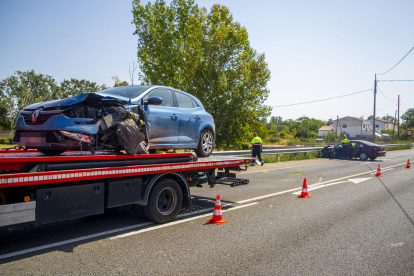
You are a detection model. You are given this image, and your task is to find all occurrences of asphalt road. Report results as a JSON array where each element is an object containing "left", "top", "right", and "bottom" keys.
[{"left": 0, "top": 149, "right": 413, "bottom": 275}]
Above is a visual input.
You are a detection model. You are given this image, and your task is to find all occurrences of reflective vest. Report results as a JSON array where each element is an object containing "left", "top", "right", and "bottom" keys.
[
  {"left": 341, "top": 139, "right": 349, "bottom": 144},
  {"left": 251, "top": 137, "right": 262, "bottom": 145}
]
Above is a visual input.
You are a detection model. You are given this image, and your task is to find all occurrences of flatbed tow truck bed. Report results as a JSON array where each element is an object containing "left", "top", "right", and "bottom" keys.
[{"left": 0, "top": 151, "right": 252, "bottom": 227}]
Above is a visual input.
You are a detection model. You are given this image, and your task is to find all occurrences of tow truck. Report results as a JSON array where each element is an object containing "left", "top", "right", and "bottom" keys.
[{"left": 0, "top": 150, "right": 252, "bottom": 227}]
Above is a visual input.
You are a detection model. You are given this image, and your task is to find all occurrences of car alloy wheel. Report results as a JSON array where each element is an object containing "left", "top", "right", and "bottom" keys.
[
  {"left": 202, "top": 132, "right": 213, "bottom": 154},
  {"left": 195, "top": 129, "right": 214, "bottom": 157},
  {"left": 359, "top": 152, "right": 368, "bottom": 161}
]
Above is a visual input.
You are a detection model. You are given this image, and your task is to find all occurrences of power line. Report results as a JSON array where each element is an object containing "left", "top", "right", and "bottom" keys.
[
  {"left": 377, "top": 80, "right": 414, "bottom": 82},
  {"left": 272, "top": 89, "right": 372, "bottom": 108},
  {"left": 377, "top": 46, "right": 414, "bottom": 75},
  {"left": 377, "top": 86, "right": 396, "bottom": 102},
  {"left": 360, "top": 100, "right": 397, "bottom": 117}
]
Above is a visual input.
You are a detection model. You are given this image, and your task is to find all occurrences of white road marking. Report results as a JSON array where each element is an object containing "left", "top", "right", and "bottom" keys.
[
  {"left": 0, "top": 162, "right": 407, "bottom": 260},
  {"left": 390, "top": 242, "right": 404, "bottom": 247},
  {"left": 0, "top": 202, "right": 258, "bottom": 259},
  {"left": 348, "top": 177, "right": 373, "bottom": 184},
  {"left": 111, "top": 202, "right": 258, "bottom": 240},
  {"left": 291, "top": 181, "right": 348, "bottom": 195},
  {"left": 239, "top": 160, "right": 345, "bottom": 175},
  {"left": 0, "top": 221, "right": 154, "bottom": 260}
]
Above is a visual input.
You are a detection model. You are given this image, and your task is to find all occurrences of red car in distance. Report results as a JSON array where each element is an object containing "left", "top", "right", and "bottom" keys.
[{"left": 321, "top": 140, "right": 386, "bottom": 161}]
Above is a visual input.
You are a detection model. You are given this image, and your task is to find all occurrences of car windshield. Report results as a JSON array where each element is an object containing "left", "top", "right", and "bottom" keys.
[{"left": 98, "top": 86, "right": 152, "bottom": 99}]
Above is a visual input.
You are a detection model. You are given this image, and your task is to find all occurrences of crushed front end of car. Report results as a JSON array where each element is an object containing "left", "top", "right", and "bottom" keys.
[{"left": 13, "top": 93, "right": 149, "bottom": 155}]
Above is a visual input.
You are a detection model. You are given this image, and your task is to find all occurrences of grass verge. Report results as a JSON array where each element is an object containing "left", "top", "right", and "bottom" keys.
[
  {"left": 262, "top": 152, "right": 322, "bottom": 163},
  {"left": 386, "top": 144, "right": 412, "bottom": 151}
]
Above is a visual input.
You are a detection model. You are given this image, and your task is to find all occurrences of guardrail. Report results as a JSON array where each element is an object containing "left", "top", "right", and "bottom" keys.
[
  {"left": 212, "top": 144, "right": 412, "bottom": 157},
  {"left": 212, "top": 147, "right": 323, "bottom": 157}
]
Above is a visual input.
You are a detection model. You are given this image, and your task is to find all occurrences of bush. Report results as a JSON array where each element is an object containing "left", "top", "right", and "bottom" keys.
[
  {"left": 287, "top": 138, "right": 300, "bottom": 145},
  {"left": 267, "top": 136, "right": 281, "bottom": 143},
  {"left": 8, "top": 135, "right": 14, "bottom": 144},
  {"left": 310, "top": 131, "right": 318, "bottom": 137},
  {"left": 0, "top": 138, "right": 6, "bottom": 144},
  {"left": 280, "top": 131, "right": 288, "bottom": 138},
  {"left": 241, "top": 143, "right": 250, "bottom": 150}
]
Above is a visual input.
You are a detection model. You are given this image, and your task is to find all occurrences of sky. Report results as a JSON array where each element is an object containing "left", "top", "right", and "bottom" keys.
[{"left": 1, "top": 0, "right": 413, "bottom": 122}]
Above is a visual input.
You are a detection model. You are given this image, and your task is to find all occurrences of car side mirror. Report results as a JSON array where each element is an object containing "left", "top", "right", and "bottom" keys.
[{"left": 144, "top": 96, "right": 163, "bottom": 106}]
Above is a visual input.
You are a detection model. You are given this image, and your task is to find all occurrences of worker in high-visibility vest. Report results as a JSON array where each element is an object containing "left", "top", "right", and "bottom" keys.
[
  {"left": 250, "top": 132, "right": 264, "bottom": 166},
  {"left": 341, "top": 135, "right": 350, "bottom": 159}
]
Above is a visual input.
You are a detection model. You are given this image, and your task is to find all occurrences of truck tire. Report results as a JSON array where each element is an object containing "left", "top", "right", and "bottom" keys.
[
  {"left": 143, "top": 178, "right": 182, "bottom": 223},
  {"left": 195, "top": 129, "right": 214, "bottom": 157}
]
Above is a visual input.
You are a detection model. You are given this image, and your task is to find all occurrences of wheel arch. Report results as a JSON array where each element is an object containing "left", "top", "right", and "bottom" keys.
[
  {"left": 142, "top": 172, "right": 192, "bottom": 208},
  {"left": 199, "top": 125, "right": 215, "bottom": 142}
]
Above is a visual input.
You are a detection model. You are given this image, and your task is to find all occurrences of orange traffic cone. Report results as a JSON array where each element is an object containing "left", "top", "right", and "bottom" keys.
[
  {"left": 374, "top": 164, "right": 383, "bottom": 177},
  {"left": 298, "top": 178, "right": 312, "bottom": 198},
  {"left": 207, "top": 195, "right": 228, "bottom": 224},
  {"left": 406, "top": 159, "right": 411, "bottom": 169}
]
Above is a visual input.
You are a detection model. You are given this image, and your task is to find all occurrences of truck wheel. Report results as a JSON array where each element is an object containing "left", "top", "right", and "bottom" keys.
[
  {"left": 195, "top": 129, "right": 214, "bottom": 157},
  {"left": 143, "top": 179, "right": 182, "bottom": 223}
]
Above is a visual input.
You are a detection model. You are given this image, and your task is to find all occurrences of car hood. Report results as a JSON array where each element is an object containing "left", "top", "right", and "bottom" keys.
[{"left": 23, "top": 92, "right": 130, "bottom": 110}]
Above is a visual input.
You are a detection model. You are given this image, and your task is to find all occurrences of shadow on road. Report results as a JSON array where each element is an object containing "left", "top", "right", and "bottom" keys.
[{"left": 0, "top": 194, "right": 234, "bottom": 263}]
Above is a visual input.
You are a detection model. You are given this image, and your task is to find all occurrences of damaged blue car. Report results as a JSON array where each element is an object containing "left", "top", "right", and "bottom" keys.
[{"left": 13, "top": 85, "right": 215, "bottom": 157}]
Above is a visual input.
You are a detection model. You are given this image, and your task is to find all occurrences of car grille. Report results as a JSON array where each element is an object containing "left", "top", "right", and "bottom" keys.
[{"left": 21, "top": 111, "right": 62, "bottom": 125}]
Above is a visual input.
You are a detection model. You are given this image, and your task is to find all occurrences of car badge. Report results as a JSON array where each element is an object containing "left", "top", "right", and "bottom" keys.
[{"left": 32, "top": 109, "right": 41, "bottom": 122}]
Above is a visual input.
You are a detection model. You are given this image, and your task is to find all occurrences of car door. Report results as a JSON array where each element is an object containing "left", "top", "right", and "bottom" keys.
[
  {"left": 173, "top": 91, "right": 200, "bottom": 146},
  {"left": 349, "top": 142, "right": 359, "bottom": 158},
  {"left": 143, "top": 89, "right": 178, "bottom": 146}
]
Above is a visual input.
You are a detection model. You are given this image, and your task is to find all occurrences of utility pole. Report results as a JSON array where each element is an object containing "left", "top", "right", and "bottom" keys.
[
  {"left": 373, "top": 74, "right": 377, "bottom": 142},
  {"left": 397, "top": 95, "right": 400, "bottom": 140},
  {"left": 393, "top": 110, "right": 397, "bottom": 138}
]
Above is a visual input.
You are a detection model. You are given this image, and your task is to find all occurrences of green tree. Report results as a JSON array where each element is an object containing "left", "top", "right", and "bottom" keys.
[
  {"left": 111, "top": 76, "right": 129, "bottom": 87},
  {"left": 132, "top": 0, "right": 271, "bottom": 149},
  {"left": 270, "top": 116, "right": 282, "bottom": 125},
  {"left": 401, "top": 108, "right": 414, "bottom": 129},
  {"left": 381, "top": 115, "right": 396, "bottom": 124},
  {"left": 0, "top": 101, "right": 12, "bottom": 130},
  {"left": 0, "top": 70, "right": 61, "bottom": 125},
  {"left": 60, "top": 78, "right": 107, "bottom": 98}
]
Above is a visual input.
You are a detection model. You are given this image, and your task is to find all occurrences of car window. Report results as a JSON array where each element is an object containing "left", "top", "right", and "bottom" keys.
[
  {"left": 359, "top": 143, "right": 364, "bottom": 148},
  {"left": 176, "top": 92, "right": 193, "bottom": 108},
  {"left": 350, "top": 142, "right": 357, "bottom": 148},
  {"left": 144, "top": 89, "right": 174, "bottom": 107},
  {"left": 191, "top": 98, "right": 199, "bottom": 108}
]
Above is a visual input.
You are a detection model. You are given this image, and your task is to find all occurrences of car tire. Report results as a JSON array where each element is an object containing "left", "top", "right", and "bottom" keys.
[
  {"left": 195, "top": 129, "right": 214, "bottom": 157},
  {"left": 359, "top": 151, "right": 368, "bottom": 161},
  {"left": 143, "top": 178, "right": 182, "bottom": 223},
  {"left": 38, "top": 149, "right": 66, "bottom": 156}
]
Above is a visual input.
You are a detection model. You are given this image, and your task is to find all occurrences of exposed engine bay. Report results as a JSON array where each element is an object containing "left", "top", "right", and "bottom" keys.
[
  {"left": 14, "top": 93, "right": 149, "bottom": 155},
  {"left": 62, "top": 104, "right": 148, "bottom": 154}
]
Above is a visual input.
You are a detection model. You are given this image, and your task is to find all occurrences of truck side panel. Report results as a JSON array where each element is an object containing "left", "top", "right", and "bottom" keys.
[{"left": 35, "top": 183, "right": 104, "bottom": 225}]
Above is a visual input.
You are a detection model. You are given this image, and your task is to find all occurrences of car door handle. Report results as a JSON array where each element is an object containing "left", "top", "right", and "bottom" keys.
[
  {"left": 194, "top": 116, "right": 201, "bottom": 120},
  {"left": 171, "top": 114, "right": 178, "bottom": 119}
]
